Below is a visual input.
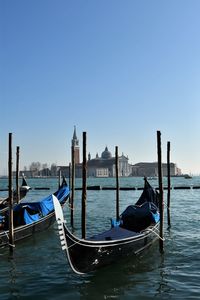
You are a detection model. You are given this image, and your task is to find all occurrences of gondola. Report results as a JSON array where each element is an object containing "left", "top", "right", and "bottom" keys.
[
  {"left": 0, "top": 175, "right": 31, "bottom": 214},
  {"left": 0, "top": 177, "right": 70, "bottom": 248},
  {"left": 53, "top": 178, "right": 160, "bottom": 274}
]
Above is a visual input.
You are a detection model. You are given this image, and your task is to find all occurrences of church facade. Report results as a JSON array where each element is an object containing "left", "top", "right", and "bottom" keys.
[
  {"left": 87, "top": 147, "right": 131, "bottom": 177},
  {"left": 68, "top": 127, "right": 131, "bottom": 178}
]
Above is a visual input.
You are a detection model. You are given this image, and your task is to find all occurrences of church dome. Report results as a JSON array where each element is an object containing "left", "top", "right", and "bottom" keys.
[{"left": 101, "top": 146, "right": 112, "bottom": 159}]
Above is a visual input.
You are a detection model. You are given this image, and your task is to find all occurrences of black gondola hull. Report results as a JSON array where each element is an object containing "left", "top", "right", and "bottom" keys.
[
  {"left": 54, "top": 177, "right": 160, "bottom": 274},
  {"left": 62, "top": 223, "right": 159, "bottom": 274},
  {"left": 0, "top": 180, "right": 70, "bottom": 248},
  {"left": 0, "top": 211, "right": 56, "bottom": 248}
]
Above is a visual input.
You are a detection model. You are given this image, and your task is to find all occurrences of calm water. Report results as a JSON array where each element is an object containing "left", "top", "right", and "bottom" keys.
[{"left": 0, "top": 177, "right": 200, "bottom": 299}]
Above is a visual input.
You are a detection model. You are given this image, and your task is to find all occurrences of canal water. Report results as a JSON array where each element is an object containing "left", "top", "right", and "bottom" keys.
[{"left": 0, "top": 177, "right": 199, "bottom": 299}]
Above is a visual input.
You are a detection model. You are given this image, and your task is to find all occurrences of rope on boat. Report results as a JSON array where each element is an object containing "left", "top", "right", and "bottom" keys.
[
  {"left": 4, "top": 230, "right": 9, "bottom": 241},
  {"left": 63, "top": 229, "right": 166, "bottom": 252},
  {"left": 163, "top": 201, "right": 170, "bottom": 210},
  {"left": 57, "top": 219, "right": 165, "bottom": 253},
  {"left": 144, "top": 227, "right": 165, "bottom": 241},
  {"left": 67, "top": 202, "right": 75, "bottom": 210},
  {"left": 65, "top": 237, "right": 83, "bottom": 250},
  {"left": 0, "top": 231, "right": 15, "bottom": 248}
]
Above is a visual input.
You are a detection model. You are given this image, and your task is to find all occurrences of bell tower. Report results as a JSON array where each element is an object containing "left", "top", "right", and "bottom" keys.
[{"left": 71, "top": 126, "right": 80, "bottom": 164}]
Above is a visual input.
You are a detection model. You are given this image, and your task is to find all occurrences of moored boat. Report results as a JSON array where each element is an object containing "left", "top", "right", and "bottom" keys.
[
  {"left": 53, "top": 178, "right": 160, "bottom": 274},
  {"left": 0, "top": 177, "right": 70, "bottom": 248}
]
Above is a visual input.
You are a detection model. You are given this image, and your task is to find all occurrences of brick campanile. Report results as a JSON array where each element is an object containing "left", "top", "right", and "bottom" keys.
[{"left": 71, "top": 126, "right": 80, "bottom": 164}]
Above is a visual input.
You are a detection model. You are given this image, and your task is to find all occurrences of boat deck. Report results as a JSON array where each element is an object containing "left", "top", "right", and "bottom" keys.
[{"left": 88, "top": 226, "right": 140, "bottom": 241}]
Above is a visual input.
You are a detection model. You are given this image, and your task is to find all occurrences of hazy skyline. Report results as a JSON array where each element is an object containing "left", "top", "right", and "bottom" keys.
[{"left": 1, "top": 1, "right": 200, "bottom": 175}]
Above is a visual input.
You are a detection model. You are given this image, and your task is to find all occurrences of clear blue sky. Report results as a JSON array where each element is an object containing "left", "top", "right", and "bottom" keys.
[{"left": 1, "top": 0, "right": 200, "bottom": 175}]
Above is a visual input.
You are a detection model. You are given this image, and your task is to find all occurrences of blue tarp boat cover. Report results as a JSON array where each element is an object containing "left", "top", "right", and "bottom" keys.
[
  {"left": 5, "top": 185, "right": 70, "bottom": 227},
  {"left": 119, "top": 178, "right": 160, "bottom": 232},
  {"left": 120, "top": 202, "right": 159, "bottom": 232}
]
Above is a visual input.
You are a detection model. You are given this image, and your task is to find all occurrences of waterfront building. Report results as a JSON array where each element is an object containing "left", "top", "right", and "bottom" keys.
[
  {"left": 87, "top": 147, "right": 130, "bottom": 177},
  {"left": 57, "top": 129, "right": 182, "bottom": 178},
  {"left": 131, "top": 162, "right": 181, "bottom": 177},
  {"left": 19, "top": 128, "right": 182, "bottom": 178}
]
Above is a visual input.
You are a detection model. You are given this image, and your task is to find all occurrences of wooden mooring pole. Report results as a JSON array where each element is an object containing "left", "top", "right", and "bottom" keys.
[
  {"left": 68, "top": 163, "right": 71, "bottom": 190},
  {"left": 157, "top": 130, "right": 164, "bottom": 253},
  {"left": 70, "top": 146, "right": 75, "bottom": 227},
  {"left": 16, "top": 146, "right": 20, "bottom": 204},
  {"left": 167, "top": 141, "right": 171, "bottom": 227},
  {"left": 81, "top": 132, "right": 87, "bottom": 239},
  {"left": 8, "top": 133, "right": 14, "bottom": 252},
  {"left": 58, "top": 169, "right": 62, "bottom": 189},
  {"left": 115, "top": 146, "right": 120, "bottom": 221}
]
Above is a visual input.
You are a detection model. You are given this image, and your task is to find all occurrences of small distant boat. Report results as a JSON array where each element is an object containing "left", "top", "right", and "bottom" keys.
[
  {"left": 0, "top": 177, "right": 70, "bottom": 248},
  {"left": 53, "top": 178, "right": 160, "bottom": 274},
  {"left": 184, "top": 174, "right": 192, "bottom": 179},
  {"left": 0, "top": 175, "right": 31, "bottom": 214}
]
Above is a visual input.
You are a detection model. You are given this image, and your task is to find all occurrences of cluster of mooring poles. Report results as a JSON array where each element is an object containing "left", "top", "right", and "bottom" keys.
[
  {"left": 2, "top": 133, "right": 65, "bottom": 253},
  {"left": 69, "top": 130, "right": 172, "bottom": 254},
  {"left": 7, "top": 133, "right": 21, "bottom": 253},
  {"left": 156, "top": 130, "right": 171, "bottom": 252},
  {"left": 1, "top": 130, "right": 172, "bottom": 255}
]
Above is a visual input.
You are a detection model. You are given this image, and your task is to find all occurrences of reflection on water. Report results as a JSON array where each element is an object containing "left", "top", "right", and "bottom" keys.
[
  {"left": 8, "top": 256, "right": 21, "bottom": 299},
  {"left": 78, "top": 243, "right": 176, "bottom": 300}
]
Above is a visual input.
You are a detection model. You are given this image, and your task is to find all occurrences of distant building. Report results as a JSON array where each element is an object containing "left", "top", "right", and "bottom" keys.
[
  {"left": 87, "top": 147, "right": 131, "bottom": 177},
  {"left": 55, "top": 130, "right": 182, "bottom": 178},
  {"left": 131, "top": 162, "right": 181, "bottom": 177},
  {"left": 57, "top": 128, "right": 131, "bottom": 178},
  {"left": 19, "top": 128, "right": 182, "bottom": 178},
  {"left": 71, "top": 126, "right": 80, "bottom": 164}
]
